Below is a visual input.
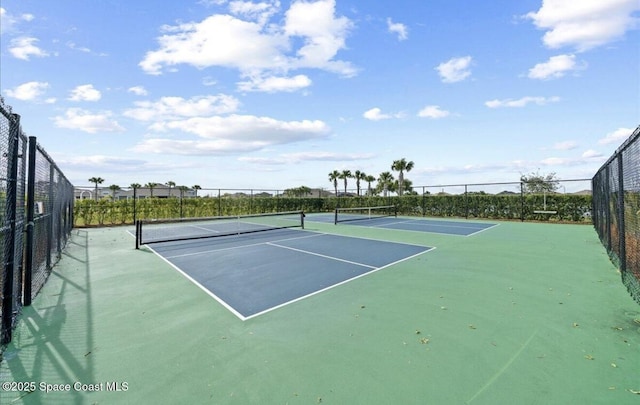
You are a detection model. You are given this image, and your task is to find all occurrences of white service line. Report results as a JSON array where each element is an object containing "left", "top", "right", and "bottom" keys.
[
  {"left": 266, "top": 241, "right": 377, "bottom": 269},
  {"left": 164, "top": 231, "right": 326, "bottom": 259}
]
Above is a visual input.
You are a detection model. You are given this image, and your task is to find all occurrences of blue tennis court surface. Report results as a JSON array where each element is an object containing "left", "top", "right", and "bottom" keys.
[
  {"left": 307, "top": 213, "right": 498, "bottom": 236},
  {"left": 146, "top": 228, "right": 433, "bottom": 320}
]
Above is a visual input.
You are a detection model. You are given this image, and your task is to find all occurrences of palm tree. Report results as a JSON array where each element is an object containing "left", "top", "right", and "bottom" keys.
[
  {"left": 193, "top": 185, "right": 201, "bottom": 197},
  {"left": 178, "top": 185, "right": 189, "bottom": 198},
  {"left": 166, "top": 180, "right": 176, "bottom": 197},
  {"left": 354, "top": 170, "right": 367, "bottom": 196},
  {"left": 328, "top": 170, "right": 340, "bottom": 196},
  {"left": 88, "top": 177, "right": 104, "bottom": 201},
  {"left": 298, "top": 185, "right": 311, "bottom": 197},
  {"left": 339, "top": 169, "right": 352, "bottom": 195},
  {"left": 377, "top": 171, "right": 395, "bottom": 197},
  {"left": 364, "top": 175, "right": 376, "bottom": 196},
  {"left": 395, "top": 178, "right": 415, "bottom": 195},
  {"left": 108, "top": 184, "right": 121, "bottom": 200},
  {"left": 130, "top": 183, "right": 141, "bottom": 198},
  {"left": 145, "top": 182, "right": 157, "bottom": 197},
  {"left": 391, "top": 158, "right": 414, "bottom": 196}
]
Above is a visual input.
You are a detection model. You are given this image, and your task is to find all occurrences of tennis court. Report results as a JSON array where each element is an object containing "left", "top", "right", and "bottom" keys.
[
  {"left": 308, "top": 207, "right": 498, "bottom": 236},
  {"left": 146, "top": 228, "right": 433, "bottom": 320},
  {"left": 1, "top": 215, "right": 639, "bottom": 404}
]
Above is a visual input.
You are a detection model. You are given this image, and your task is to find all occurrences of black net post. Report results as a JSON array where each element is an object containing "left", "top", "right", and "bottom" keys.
[{"left": 135, "top": 220, "right": 141, "bottom": 250}]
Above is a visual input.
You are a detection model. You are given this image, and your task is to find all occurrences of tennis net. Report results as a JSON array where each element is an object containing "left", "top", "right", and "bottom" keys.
[
  {"left": 135, "top": 210, "right": 305, "bottom": 248},
  {"left": 334, "top": 205, "right": 397, "bottom": 225}
]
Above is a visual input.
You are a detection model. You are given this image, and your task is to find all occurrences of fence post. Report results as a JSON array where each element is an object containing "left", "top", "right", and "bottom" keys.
[
  {"left": 46, "top": 158, "right": 54, "bottom": 270},
  {"left": 605, "top": 165, "right": 611, "bottom": 252},
  {"left": 23, "top": 136, "right": 37, "bottom": 306},
  {"left": 464, "top": 184, "right": 468, "bottom": 219},
  {"left": 520, "top": 182, "right": 524, "bottom": 222},
  {"left": 179, "top": 188, "right": 183, "bottom": 218},
  {"left": 132, "top": 186, "right": 137, "bottom": 224},
  {"left": 617, "top": 156, "right": 626, "bottom": 272},
  {"left": 217, "top": 189, "right": 221, "bottom": 216},
  {"left": 1, "top": 114, "right": 20, "bottom": 344}
]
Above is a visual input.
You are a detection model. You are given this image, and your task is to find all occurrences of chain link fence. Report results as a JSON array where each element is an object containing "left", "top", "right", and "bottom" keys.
[
  {"left": 0, "top": 98, "right": 74, "bottom": 348},
  {"left": 73, "top": 179, "right": 593, "bottom": 227},
  {"left": 592, "top": 125, "right": 640, "bottom": 305},
  {"left": 0, "top": 100, "right": 27, "bottom": 347}
]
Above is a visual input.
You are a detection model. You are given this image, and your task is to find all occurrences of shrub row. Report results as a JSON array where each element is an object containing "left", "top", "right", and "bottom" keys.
[{"left": 73, "top": 194, "right": 593, "bottom": 227}]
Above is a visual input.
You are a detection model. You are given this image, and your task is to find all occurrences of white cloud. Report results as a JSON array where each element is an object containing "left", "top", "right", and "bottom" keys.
[
  {"left": 134, "top": 114, "right": 330, "bottom": 155},
  {"left": 283, "top": 0, "right": 355, "bottom": 74},
  {"left": 525, "top": 0, "right": 640, "bottom": 51},
  {"left": 53, "top": 108, "right": 125, "bottom": 133},
  {"left": 528, "top": 54, "right": 586, "bottom": 80},
  {"left": 363, "top": 107, "right": 404, "bottom": 121},
  {"left": 140, "top": 0, "right": 356, "bottom": 91},
  {"left": 150, "top": 114, "right": 328, "bottom": 139},
  {"left": 60, "top": 155, "right": 148, "bottom": 171},
  {"left": 128, "top": 86, "right": 148, "bottom": 96},
  {"left": 417, "top": 105, "right": 450, "bottom": 119},
  {"left": 66, "top": 41, "right": 91, "bottom": 53},
  {"left": 229, "top": 0, "right": 279, "bottom": 24},
  {"left": 9, "top": 37, "right": 49, "bottom": 60},
  {"left": 69, "top": 84, "right": 102, "bottom": 101},
  {"left": 124, "top": 95, "right": 240, "bottom": 121},
  {"left": 363, "top": 107, "right": 390, "bottom": 121},
  {"left": 540, "top": 157, "right": 570, "bottom": 166},
  {"left": 1, "top": 8, "right": 34, "bottom": 34},
  {"left": 387, "top": 18, "right": 408, "bottom": 40},
  {"left": 139, "top": 14, "right": 287, "bottom": 75},
  {"left": 598, "top": 127, "right": 634, "bottom": 145},
  {"left": 540, "top": 150, "right": 606, "bottom": 167},
  {"left": 553, "top": 140, "right": 578, "bottom": 150},
  {"left": 239, "top": 151, "right": 375, "bottom": 165},
  {"left": 4, "top": 81, "right": 49, "bottom": 101},
  {"left": 485, "top": 96, "right": 560, "bottom": 108},
  {"left": 1, "top": 8, "right": 15, "bottom": 34},
  {"left": 435, "top": 56, "right": 472, "bottom": 83},
  {"left": 582, "top": 149, "right": 602, "bottom": 158},
  {"left": 202, "top": 77, "right": 218, "bottom": 86},
  {"left": 237, "top": 74, "right": 312, "bottom": 92}
]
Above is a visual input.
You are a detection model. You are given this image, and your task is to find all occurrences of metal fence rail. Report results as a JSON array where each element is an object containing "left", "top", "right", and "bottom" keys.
[
  {"left": 72, "top": 179, "right": 593, "bottom": 227},
  {"left": 592, "top": 125, "right": 640, "bottom": 305},
  {"left": 0, "top": 98, "right": 74, "bottom": 348}
]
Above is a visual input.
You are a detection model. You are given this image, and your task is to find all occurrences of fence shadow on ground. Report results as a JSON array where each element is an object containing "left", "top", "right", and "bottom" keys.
[{"left": 0, "top": 230, "right": 93, "bottom": 405}]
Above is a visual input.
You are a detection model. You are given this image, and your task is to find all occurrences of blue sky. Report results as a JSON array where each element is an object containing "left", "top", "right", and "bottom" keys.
[{"left": 1, "top": 0, "right": 638, "bottom": 193}]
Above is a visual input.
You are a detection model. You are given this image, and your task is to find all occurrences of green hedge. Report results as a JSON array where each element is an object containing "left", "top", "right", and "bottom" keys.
[{"left": 73, "top": 194, "right": 593, "bottom": 227}]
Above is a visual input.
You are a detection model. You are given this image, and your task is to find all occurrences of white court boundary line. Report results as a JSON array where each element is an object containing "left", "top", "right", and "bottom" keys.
[
  {"left": 351, "top": 217, "right": 500, "bottom": 237},
  {"left": 142, "top": 230, "right": 435, "bottom": 321},
  {"left": 145, "top": 243, "right": 248, "bottom": 320},
  {"left": 243, "top": 245, "right": 435, "bottom": 320}
]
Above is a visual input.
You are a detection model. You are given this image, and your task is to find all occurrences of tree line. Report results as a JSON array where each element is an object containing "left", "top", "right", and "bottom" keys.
[
  {"left": 88, "top": 177, "right": 202, "bottom": 200},
  {"left": 88, "top": 165, "right": 561, "bottom": 201},
  {"left": 328, "top": 158, "right": 416, "bottom": 198}
]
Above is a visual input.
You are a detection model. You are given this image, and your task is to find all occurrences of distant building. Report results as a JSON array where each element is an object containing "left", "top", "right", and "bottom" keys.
[{"left": 75, "top": 184, "right": 196, "bottom": 200}]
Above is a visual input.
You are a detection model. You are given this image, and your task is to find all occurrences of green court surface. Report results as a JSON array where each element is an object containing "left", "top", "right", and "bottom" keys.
[{"left": 1, "top": 218, "right": 639, "bottom": 404}]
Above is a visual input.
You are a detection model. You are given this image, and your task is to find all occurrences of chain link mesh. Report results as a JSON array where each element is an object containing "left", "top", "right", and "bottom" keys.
[
  {"left": 0, "top": 98, "right": 74, "bottom": 347},
  {"left": 593, "top": 125, "right": 640, "bottom": 305}
]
